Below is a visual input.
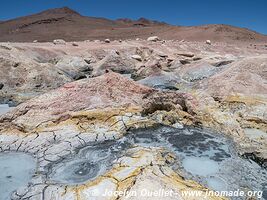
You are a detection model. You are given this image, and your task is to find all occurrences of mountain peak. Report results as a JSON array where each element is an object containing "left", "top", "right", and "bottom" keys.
[{"left": 39, "top": 7, "right": 80, "bottom": 16}]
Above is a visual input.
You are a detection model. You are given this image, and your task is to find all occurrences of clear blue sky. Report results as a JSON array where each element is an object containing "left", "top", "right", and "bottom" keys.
[{"left": 1, "top": 0, "right": 267, "bottom": 34}]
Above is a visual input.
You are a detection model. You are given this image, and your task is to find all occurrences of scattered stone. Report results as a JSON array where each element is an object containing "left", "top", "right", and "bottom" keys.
[
  {"left": 193, "top": 57, "right": 202, "bottom": 61},
  {"left": 147, "top": 36, "right": 160, "bottom": 42},
  {"left": 177, "top": 52, "right": 195, "bottom": 57},
  {"left": 131, "top": 55, "right": 142, "bottom": 61},
  {"left": 35, "top": 84, "right": 42, "bottom": 88},
  {"left": 156, "top": 52, "right": 168, "bottom": 58},
  {"left": 213, "top": 60, "right": 234, "bottom": 67},
  {"left": 180, "top": 59, "right": 191, "bottom": 65},
  {"left": 13, "top": 62, "right": 20, "bottom": 68},
  {"left": 33, "top": 40, "right": 38, "bottom": 43},
  {"left": 0, "top": 83, "right": 4, "bottom": 90},
  {"left": 72, "top": 42, "right": 79, "bottom": 46},
  {"left": 206, "top": 40, "right": 211, "bottom": 45},
  {"left": 105, "top": 39, "right": 111, "bottom": 43},
  {"left": 53, "top": 39, "right": 66, "bottom": 45}
]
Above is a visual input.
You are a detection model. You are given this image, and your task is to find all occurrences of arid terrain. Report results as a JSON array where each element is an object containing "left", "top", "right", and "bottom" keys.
[
  {"left": 0, "top": 7, "right": 267, "bottom": 43},
  {"left": 0, "top": 7, "right": 267, "bottom": 200}
]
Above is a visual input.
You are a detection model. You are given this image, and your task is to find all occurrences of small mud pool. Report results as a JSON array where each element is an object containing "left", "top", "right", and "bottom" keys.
[
  {"left": 48, "top": 141, "right": 123, "bottom": 184},
  {"left": 0, "top": 152, "right": 36, "bottom": 200},
  {"left": 0, "top": 104, "right": 13, "bottom": 116},
  {"left": 47, "top": 125, "right": 266, "bottom": 199}
]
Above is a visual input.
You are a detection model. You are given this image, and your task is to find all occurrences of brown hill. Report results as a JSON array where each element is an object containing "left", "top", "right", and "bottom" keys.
[{"left": 0, "top": 7, "right": 266, "bottom": 43}]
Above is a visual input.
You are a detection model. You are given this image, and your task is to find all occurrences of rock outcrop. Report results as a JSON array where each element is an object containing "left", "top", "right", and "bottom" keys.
[{"left": 203, "top": 56, "right": 267, "bottom": 98}]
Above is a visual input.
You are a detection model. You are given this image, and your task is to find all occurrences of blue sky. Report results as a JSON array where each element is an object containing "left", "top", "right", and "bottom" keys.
[{"left": 1, "top": 0, "right": 267, "bottom": 34}]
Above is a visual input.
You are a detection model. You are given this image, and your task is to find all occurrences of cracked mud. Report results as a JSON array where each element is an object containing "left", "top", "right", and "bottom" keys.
[
  {"left": 128, "top": 126, "right": 267, "bottom": 196},
  {"left": 2, "top": 125, "right": 265, "bottom": 200}
]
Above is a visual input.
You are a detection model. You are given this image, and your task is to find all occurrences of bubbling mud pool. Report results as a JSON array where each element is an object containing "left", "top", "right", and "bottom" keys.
[
  {"left": 46, "top": 125, "right": 267, "bottom": 199},
  {"left": 47, "top": 141, "right": 123, "bottom": 184},
  {"left": 2, "top": 125, "right": 266, "bottom": 200}
]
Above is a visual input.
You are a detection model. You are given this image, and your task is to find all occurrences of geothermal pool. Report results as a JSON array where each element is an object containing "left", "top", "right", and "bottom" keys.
[
  {"left": 128, "top": 126, "right": 266, "bottom": 195},
  {"left": 1, "top": 125, "right": 266, "bottom": 199},
  {"left": 47, "top": 125, "right": 267, "bottom": 199},
  {"left": 0, "top": 104, "right": 13, "bottom": 116},
  {"left": 48, "top": 141, "right": 120, "bottom": 184},
  {"left": 0, "top": 153, "right": 36, "bottom": 200}
]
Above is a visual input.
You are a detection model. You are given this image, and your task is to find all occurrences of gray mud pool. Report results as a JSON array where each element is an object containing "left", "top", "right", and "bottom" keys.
[
  {"left": 0, "top": 104, "right": 13, "bottom": 116},
  {"left": 129, "top": 126, "right": 267, "bottom": 198},
  {"left": 1, "top": 125, "right": 266, "bottom": 200},
  {"left": 47, "top": 125, "right": 267, "bottom": 200},
  {"left": 48, "top": 141, "right": 120, "bottom": 184},
  {"left": 0, "top": 152, "right": 36, "bottom": 200}
]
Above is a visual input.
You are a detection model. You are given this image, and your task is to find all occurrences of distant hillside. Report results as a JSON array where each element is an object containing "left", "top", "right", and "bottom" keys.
[{"left": 0, "top": 7, "right": 266, "bottom": 43}]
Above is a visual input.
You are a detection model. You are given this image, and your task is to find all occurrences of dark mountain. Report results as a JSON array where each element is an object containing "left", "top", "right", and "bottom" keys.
[{"left": 116, "top": 17, "right": 167, "bottom": 26}]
